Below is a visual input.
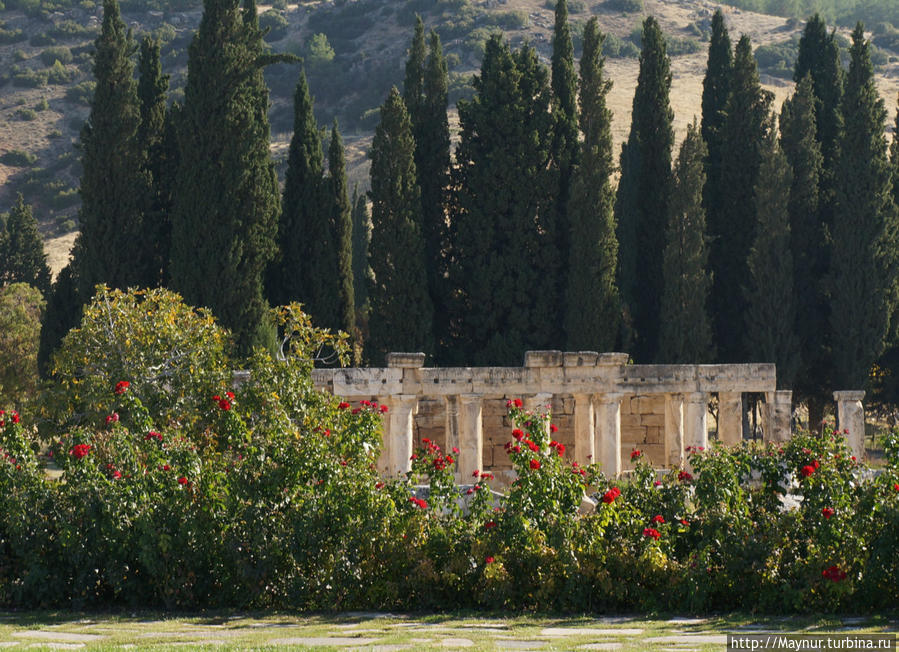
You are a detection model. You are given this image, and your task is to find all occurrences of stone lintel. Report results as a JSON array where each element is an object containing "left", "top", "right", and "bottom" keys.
[
  {"left": 523, "top": 350, "right": 563, "bottom": 368},
  {"left": 597, "top": 352, "right": 629, "bottom": 366},
  {"left": 563, "top": 351, "right": 599, "bottom": 367},
  {"left": 833, "top": 390, "right": 865, "bottom": 402},
  {"left": 386, "top": 352, "right": 427, "bottom": 368}
]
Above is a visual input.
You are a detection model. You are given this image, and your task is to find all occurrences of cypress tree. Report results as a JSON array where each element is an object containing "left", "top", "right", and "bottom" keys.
[
  {"left": 830, "top": 24, "right": 899, "bottom": 389},
  {"left": 37, "top": 263, "right": 81, "bottom": 377},
  {"left": 700, "top": 9, "right": 731, "bottom": 272},
  {"left": 708, "top": 34, "right": 772, "bottom": 363},
  {"left": 744, "top": 123, "right": 799, "bottom": 388},
  {"left": 351, "top": 186, "right": 371, "bottom": 315},
  {"left": 327, "top": 120, "right": 355, "bottom": 336},
  {"left": 795, "top": 14, "right": 844, "bottom": 175},
  {"left": 657, "top": 121, "right": 713, "bottom": 364},
  {"left": 170, "top": 0, "right": 283, "bottom": 353},
  {"left": 268, "top": 68, "right": 327, "bottom": 313},
  {"left": 403, "top": 15, "right": 426, "bottom": 129},
  {"left": 891, "top": 94, "right": 899, "bottom": 209},
  {"left": 1, "top": 194, "right": 52, "bottom": 296},
  {"left": 136, "top": 35, "right": 170, "bottom": 287},
  {"left": 550, "top": 0, "right": 578, "bottom": 339},
  {"left": 450, "top": 36, "right": 556, "bottom": 365},
  {"left": 614, "top": 16, "right": 673, "bottom": 363},
  {"left": 565, "top": 19, "right": 618, "bottom": 352},
  {"left": 780, "top": 75, "right": 828, "bottom": 403},
  {"left": 366, "top": 87, "right": 434, "bottom": 364},
  {"left": 74, "top": 0, "right": 145, "bottom": 298}
]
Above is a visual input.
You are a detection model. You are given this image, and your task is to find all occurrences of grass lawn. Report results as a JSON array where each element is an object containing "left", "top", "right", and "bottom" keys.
[{"left": 0, "top": 610, "right": 894, "bottom": 650}]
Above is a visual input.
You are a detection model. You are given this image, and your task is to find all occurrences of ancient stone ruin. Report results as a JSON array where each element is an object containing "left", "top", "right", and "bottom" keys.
[{"left": 310, "top": 351, "right": 870, "bottom": 485}]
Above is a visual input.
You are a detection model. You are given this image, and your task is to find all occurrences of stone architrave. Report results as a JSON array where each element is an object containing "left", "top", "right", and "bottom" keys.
[
  {"left": 458, "top": 394, "right": 484, "bottom": 479},
  {"left": 834, "top": 390, "right": 866, "bottom": 459},
  {"left": 594, "top": 393, "right": 623, "bottom": 476},
  {"left": 664, "top": 393, "right": 684, "bottom": 468},
  {"left": 717, "top": 391, "right": 743, "bottom": 447},
  {"left": 683, "top": 392, "right": 709, "bottom": 452},
  {"left": 385, "top": 394, "right": 418, "bottom": 477},
  {"left": 573, "top": 393, "right": 595, "bottom": 466},
  {"left": 764, "top": 390, "right": 793, "bottom": 443}
]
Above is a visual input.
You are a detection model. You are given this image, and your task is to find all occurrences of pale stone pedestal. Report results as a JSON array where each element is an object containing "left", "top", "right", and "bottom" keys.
[
  {"left": 764, "top": 390, "right": 793, "bottom": 443},
  {"left": 834, "top": 390, "right": 866, "bottom": 459},
  {"left": 595, "top": 393, "right": 623, "bottom": 476}
]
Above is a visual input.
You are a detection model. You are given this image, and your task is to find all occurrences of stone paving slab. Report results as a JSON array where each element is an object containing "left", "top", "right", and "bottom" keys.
[
  {"left": 12, "top": 633, "right": 103, "bottom": 643},
  {"left": 269, "top": 637, "right": 380, "bottom": 646},
  {"left": 578, "top": 644, "right": 623, "bottom": 651},
  {"left": 494, "top": 642, "right": 547, "bottom": 650},
  {"left": 645, "top": 634, "right": 729, "bottom": 644},
  {"left": 540, "top": 627, "right": 644, "bottom": 637},
  {"left": 25, "top": 645, "right": 84, "bottom": 650}
]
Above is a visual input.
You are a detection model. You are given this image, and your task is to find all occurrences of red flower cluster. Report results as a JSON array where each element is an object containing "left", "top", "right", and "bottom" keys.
[
  {"left": 177, "top": 476, "right": 188, "bottom": 486},
  {"left": 529, "top": 459, "right": 541, "bottom": 470},
  {"left": 409, "top": 496, "right": 428, "bottom": 510},
  {"left": 512, "top": 428, "right": 525, "bottom": 440},
  {"left": 484, "top": 521, "right": 497, "bottom": 529},
  {"left": 549, "top": 440, "right": 565, "bottom": 456},
  {"left": 602, "top": 486, "right": 621, "bottom": 504},
  {"left": 359, "top": 399, "right": 389, "bottom": 414},
  {"left": 822, "top": 565, "right": 847, "bottom": 582},
  {"left": 212, "top": 392, "right": 235, "bottom": 411},
  {"left": 652, "top": 514, "right": 665, "bottom": 524},
  {"left": 631, "top": 449, "right": 642, "bottom": 460},
  {"left": 894, "top": 483, "right": 899, "bottom": 492},
  {"left": 822, "top": 507, "right": 835, "bottom": 519},
  {"left": 506, "top": 398, "right": 523, "bottom": 409},
  {"left": 105, "top": 413, "right": 119, "bottom": 425},
  {"left": 338, "top": 402, "right": 350, "bottom": 410},
  {"left": 642, "top": 527, "right": 661, "bottom": 540},
  {"left": 114, "top": 380, "right": 130, "bottom": 395},
  {"left": 800, "top": 460, "right": 820, "bottom": 477},
  {"left": 70, "top": 444, "right": 92, "bottom": 459},
  {"left": 677, "top": 470, "right": 693, "bottom": 483},
  {"left": 144, "top": 431, "right": 163, "bottom": 442},
  {"left": 419, "top": 438, "right": 455, "bottom": 472},
  {"left": 0, "top": 410, "right": 20, "bottom": 427},
  {"left": 525, "top": 440, "right": 539, "bottom": 453},
  {"left": 485, "top": 555, "right": 495, "bottom": 564},
  {"left": 550, "top": 424, "right": 558, "bottom": 433},
  {"left": 570, "top": 461, "right": 587, "bottom": 477}
]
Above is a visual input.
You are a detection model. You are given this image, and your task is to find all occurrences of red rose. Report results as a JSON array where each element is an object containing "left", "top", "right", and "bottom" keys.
[
  {"left": 226, "top": 391, "right": 235, "bottom": 399},
  {"left": 338, "top": 402, "right": 350, "bottom": 410},
  {"left": 529, "top": 459, "right": 541, "bottom": 470},
  {"left": 380, "top": 405, "right": 389, "bottom": 413},
  {"left": 218, "top": 399, "right": 231, "bottom": 411},
  {"left": 894, "top": 483, "right": 899, "bottom": 492},
  {"left": 485, "top": 556, "right": 495, "bottom": 564},
  {"left": 601, "top": 487, "right": 620, "bottom": 504},
  {"left": 212, "top": 395, "right": 221, "bottom": 402},
  {"left": 484, "top": 521, "right": 497, "bottom": 529},
  {"left": 643, "top": 527, "right": 661, "bottom": 540},
  {"left": 70, "top": 444, "right": 91, "bottom": 459},
  {"left": 409, "top": 496, "right": 428, "bottom": 509},
  {"left": 11, "top": 413, "right": 19, "bottom": 424},
  {"left": 678, "top": 471, "right": 693, "bottom": 482},
  {"left": 631, "top": 449, "right": 642, "bottom": 460},
  {"left": 161, "top": 464, "right": 170, "bottom": 471},
  {"left": 800, "top": 465, "right": 816, "bottom": 477},
  {"left": 177, "top": 476, "right": 188, "bottom": 485},
  {"left": 652, "top": 514, "right": 665, "bottom": 524},
  {"left": 550, "top": 424, "right": 558, "bottom": 433},
  {"left": 526, "top": 440, "right": 539, "bottom": 452},
  {"left": 680, "top": 519, "right": 690, "bottom": 526},
  {"left": 375, "top": 481, "right": 384, "bottom": 489},
  {"left": 105, "top": 413, "right": 119, "bottom": 425},
  {"left": 112, "top": 470, "right": 122, "bottom": 479},
  {"left": 452, "top": 447, "right": 460, "bottom": 454},
  {"left": 512, "top": 428, "right": 525, "bottom": 440},
  {"left": 822, "top": 565, "right": 847, "bottom": 582},
  {"left": 822, "top": 507, "right": 835, "bottom": 519},
  {"left": 114, "top": 380, "right": 130, "bottom": 395}
]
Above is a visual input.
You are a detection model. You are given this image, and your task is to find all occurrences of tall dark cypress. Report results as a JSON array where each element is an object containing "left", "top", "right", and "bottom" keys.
[
  {"left": 891, "top": 94, "right": 899, "bottom": 209},
  {"left": 366, "top": 88, "right": 434, "bottom": 365},
  {"left": 614, "top": 16, "right": 673, "bottom": 363},
  {"left": 450, "top": 36, "right": 555, "bottom": 365},
  {"left": 795, "top": 14, "right": 844, "bottom": 176},
  {"left": 550, "top": 0, "right": 578, "bottom": 340},
  {"left": 403, "top": 16, "right": 426, "bottom": 130},
  {"left": 565, "top": 19, "right": 618, "bottom": 352},
  {"left": 745, "top": 123, "right": 799, "bottom": 388},
  {"left": 37, "top": 264, "right": 81, "bottom": 377},
  {"left": 700, "top": 9, "right": 731, "bottom": 270},
  {"left": 327, "top": 120, "right": 355, "bottom": 337},
  {"left": 830, "top": 24, "right": 899, "bottom": 389},
  {"left": 1, "top": 194, "right": 52, "bottom": 295},
  {"left": 268, "top": 68, "right": 326, "bottom": 311},
  {"left": 709, "top": 34, "right": 772, "bottom": 363},
  {"left": 350, "top": 186, "right": 371, "bottom": 315},
  {"left": 170, "top": 0, "right": 283, "bottom": 353},
  {"left": 74, "top": 0, "right": 145, "bottom": 298},
  {"left": 657, "top": 121, "right": 713, "bottom": 364},
  {"left": 780, "top": 75, "right": 828, "bottom": 403},
  {"left": 136, "top": 36, "right": 170, "bottom": 287}
]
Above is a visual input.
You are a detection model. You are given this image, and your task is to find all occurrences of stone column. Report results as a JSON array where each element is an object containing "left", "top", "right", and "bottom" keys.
[
  {"left": 664, "top": 393, "right": 684, "bottom": 468},
  {"left": 683, "top": 392, "right": 709, "bottom": 453},
  {"left": 458, "top": 394, "right": 484, "bottom": 480},
  {"left": 443, "top": 395, "right": 460, "bottom": 479},
  {"left": 718, "top": 391, "right": 743, "bottom": 447},
  {"left": 573, "top": 393, "right": 595, "bottom": 466},
  {"left": 385, "top": 394, "right": 418, "bottom": 477},
  {"left": 594, "top": 393, "right": 623, "bottom": 477},
  {"left": 834, "top": 390, "right": 866, "bottom": 459},
  {"left": 764, "top": 390, "right": 793, "bottom": 444}
]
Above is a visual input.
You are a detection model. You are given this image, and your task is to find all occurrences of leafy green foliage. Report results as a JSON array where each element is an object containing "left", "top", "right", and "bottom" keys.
[
  {"left": 0, "top": 284, "right": 44, "bottom": 411},
  {"left": 0, "top": 194, "right": 52, "bottom": 296}
]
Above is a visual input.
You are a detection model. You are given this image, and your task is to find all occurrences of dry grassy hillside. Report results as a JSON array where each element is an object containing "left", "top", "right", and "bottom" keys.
[{"left": 0, "top": 0, "right": 897, "bottom": 277}]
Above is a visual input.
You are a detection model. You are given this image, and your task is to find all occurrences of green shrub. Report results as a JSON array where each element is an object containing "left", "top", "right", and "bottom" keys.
[
  {"left": 65, "top": 80, "right": 94, "bottom": 105},
  {"left": 15, "top": 108, "right": 37, "bottom": 121},
  {"left": 29, "top": 32, "right": 56, "bottom": 46},
  {"left": 0, "top": 26, "right": 26, "bottom": 44},
  {"left": 34, "top": 97, "right": 49, "bottom": 111},
  {"left": 39, "top": 45, "right": 72, "bottom": 66},
  {"left": 485, "top": 10, "right": 529, "bottom": 30},
  {"left": 0, "top": 150, "right": 37, "bottom": 166},
  {"left": 12, "top": 67, "right": 49, "bottom": 88},
  {"left": 603, "top": 0, "right": 642, "bottom": 12},
  {"left": 12, "top": 49, "right": 28, "bottom": 62},
  {"left": 259, "top": 9, "right": 288, "bottom": 41},
  {"left": 46, "top": 60, "right": 74, "bottom": 84}
]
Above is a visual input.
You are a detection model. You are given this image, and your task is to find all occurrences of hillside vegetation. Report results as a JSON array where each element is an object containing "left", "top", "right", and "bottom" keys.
[{"left": 0, "top": 0, "right": 898, "bottom": 271}]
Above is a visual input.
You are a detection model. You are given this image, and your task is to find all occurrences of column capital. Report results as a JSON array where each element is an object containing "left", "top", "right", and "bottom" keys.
[
  {"left": 683, "top": 391, "right": 708, "bottom": 404},
  {"left": 834, "top": 390, "right": 865, "bottom": 402},
  {"left": 523, "top": 350, "right": 563, "bottom": 367},
  {"left": 593, "top": 392, "right": 625, "bottom": 405},
  {"left": 459, "top": 393, "right": 484, "bottom": 403},
  {"left": 386, "top": 352, "right": 426, "bottom": 368},
  {"left": 563, "top": 351, "right": 599, "bottom": 367}
]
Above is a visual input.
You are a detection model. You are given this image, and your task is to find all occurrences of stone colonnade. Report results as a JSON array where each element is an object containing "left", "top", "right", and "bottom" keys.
[{"left": 311, "top": 351, "right": 833, "bottom": 479}]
